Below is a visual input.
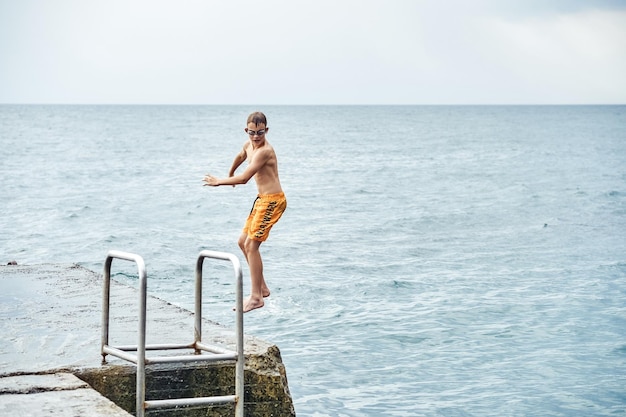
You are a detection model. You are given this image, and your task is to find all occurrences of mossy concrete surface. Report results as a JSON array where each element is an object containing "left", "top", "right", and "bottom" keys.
[{"left": 0, "top": 263, "right": 296, "bottom": 416}]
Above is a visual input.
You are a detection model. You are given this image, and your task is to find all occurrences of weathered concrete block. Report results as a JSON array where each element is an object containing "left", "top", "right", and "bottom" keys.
[{"left": 76, "top": 354, "right": 295, "bottom": 417}]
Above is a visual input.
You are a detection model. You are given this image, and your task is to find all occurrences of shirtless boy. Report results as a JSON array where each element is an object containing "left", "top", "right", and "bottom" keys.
[{"left": 203, "top": 112, "right": 287, "bottom": 312}]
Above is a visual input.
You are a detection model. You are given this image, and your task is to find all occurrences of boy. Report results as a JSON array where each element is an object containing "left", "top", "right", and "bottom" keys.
[{"left": 203, "top": 112, "right": 287, "bottom": 312}]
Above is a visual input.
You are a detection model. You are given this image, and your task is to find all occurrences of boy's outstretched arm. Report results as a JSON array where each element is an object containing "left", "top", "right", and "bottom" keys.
[
  {"left": 204, "top": 148, "right": 270, "bottom": 187},
  {"left": 228, "top": 145, "right": 247, "bottom": 177},
  {"left": 203, "top": 145, "right": 247, "bottom": 187}
]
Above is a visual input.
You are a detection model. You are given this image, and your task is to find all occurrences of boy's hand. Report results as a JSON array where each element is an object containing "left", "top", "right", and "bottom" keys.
[{"left": 203, "top": 174, "right": 219, "bottom": 186}]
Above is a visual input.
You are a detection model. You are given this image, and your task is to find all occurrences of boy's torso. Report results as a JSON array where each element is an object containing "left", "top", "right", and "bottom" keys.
[{"left": 245, "top": 142, "right": 283, "bottom": 195}]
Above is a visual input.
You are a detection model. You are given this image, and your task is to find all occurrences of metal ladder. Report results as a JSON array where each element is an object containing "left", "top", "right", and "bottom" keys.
[{"left": 101, "top": 249, "right": 244, "bottom": 417}]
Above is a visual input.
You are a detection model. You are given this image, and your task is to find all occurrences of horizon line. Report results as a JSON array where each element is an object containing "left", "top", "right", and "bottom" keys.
[{"left": 1, "top": 102, "right": 625, "bottom": 106}]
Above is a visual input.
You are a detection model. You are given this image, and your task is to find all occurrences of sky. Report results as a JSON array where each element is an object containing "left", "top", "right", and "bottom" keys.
[{"left": 1, "top": 0, "right": 625, "bottom": 105}]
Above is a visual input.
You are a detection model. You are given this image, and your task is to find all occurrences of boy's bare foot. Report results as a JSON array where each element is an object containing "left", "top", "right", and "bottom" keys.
[
  {"left": 262, "top": 286, "right": 271, "bottom": 298},
  {"left": 243, "top": 295, "right": 264, "bottom": 313},
  {"left": 233, "top": 295, "right": 266, "bottom": 312}
]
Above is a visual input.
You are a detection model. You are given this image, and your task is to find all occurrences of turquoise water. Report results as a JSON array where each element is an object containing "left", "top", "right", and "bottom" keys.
[{"left": 1, "top": 105, "right": 625, "bottom": 416}]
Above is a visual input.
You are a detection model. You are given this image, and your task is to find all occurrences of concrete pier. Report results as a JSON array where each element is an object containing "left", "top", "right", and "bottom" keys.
[{"left": 0, "top": 263, "right": 296, "bottom": 416}]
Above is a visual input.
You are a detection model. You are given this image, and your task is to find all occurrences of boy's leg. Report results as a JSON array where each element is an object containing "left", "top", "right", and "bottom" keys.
[
  {"left": 243, "top": 237, "right": 265, "bottom": 312},
  {"left": 238, "top": 193, "right": 285, "bottom": 312},
  {"left": 238, "top": 233, "right": 271, "bottom": 298},
  {"left": 237, "top": 233, "right": 248, "bottom": 262}
]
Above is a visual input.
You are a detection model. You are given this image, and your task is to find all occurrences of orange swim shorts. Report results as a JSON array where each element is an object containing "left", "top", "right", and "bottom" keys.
[{"left": 243, "top": 192, "right": 287, "bottom": 242}]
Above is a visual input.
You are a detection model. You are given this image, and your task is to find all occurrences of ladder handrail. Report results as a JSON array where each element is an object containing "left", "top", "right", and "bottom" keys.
[
  {"left": 196, "top": 249, "right": 244, "bottom": 417},
  {"left": 101, "top": 249, "right": 244, "bottom": 417},
  {"left": 102, "top": 250, "right": 148, "bottom": 417}
]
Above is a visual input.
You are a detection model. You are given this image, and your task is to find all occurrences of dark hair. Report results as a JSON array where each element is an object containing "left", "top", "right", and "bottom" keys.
[{"left": 247, "top": 111, "right": 267, "bottom": 126}]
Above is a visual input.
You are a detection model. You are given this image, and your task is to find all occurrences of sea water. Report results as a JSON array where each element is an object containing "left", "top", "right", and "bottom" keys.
[{"left": 1, "top": 105, "right": 625, "bottom": 416}]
